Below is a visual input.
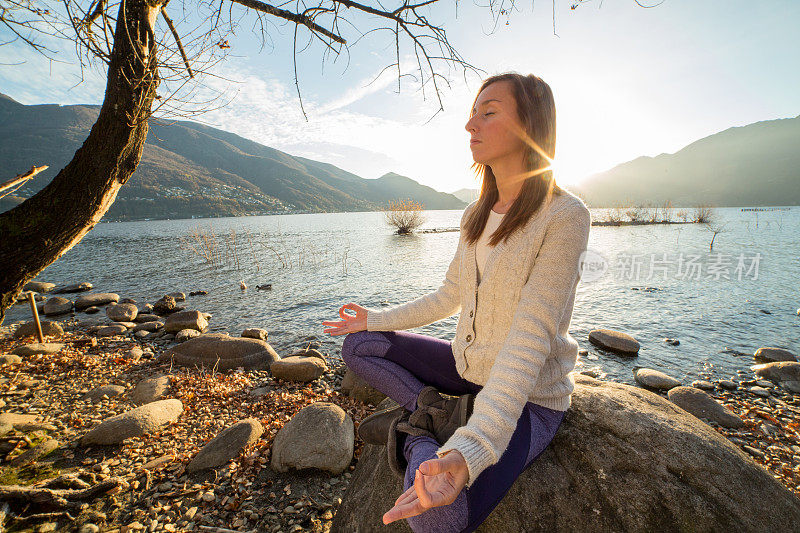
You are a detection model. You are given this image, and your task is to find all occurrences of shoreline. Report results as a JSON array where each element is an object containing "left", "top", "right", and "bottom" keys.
[{"left": 0, "top": 315, "right": 798, "bottom": 531}]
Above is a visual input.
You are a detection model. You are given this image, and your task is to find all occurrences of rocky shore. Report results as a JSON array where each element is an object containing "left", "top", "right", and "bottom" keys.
[{"left": 0, "top": 283, "right": 798, "bottom": 532}]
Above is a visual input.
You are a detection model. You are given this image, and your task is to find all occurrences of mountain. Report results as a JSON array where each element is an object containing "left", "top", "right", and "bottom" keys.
[
  {"left": 0, "top": 94, "right": 466, "bottom": 220},
  {"left": 451, "top": 188, "right": 479, "bottom": 203},
  {"left": 570, "top": 115, "right": 800, "bottom": 207}
]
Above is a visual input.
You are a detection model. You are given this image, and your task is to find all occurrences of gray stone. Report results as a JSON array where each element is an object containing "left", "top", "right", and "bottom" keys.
[
  {"left": 334, "top": 376, "right": 799, "bottom": 532},
  {"left": 242, "top": 328, "right": 269, "bottom": 341},
  {"left": 106, "top": 303, "right": 138, "bottom": 322},
  {"left": 175, "top": 329, "right": 201, "bottom": 343},
  {"left": 84, "top": 384, "right": 126, "bottom": 402},
  {"left": 271, "top": 356, "right": 327, "bottom": 382},
  {"left": 130, "top": 375, "right": 171, "bottom": 405},
  {"left": 153, "top": 295, "right": 178, "bottom": 315},
  {"left": 74, "top": 293, "right": 120, "bottom": 310},
  {"left": 340, "top": 368, "right": 387, "bottom": 405},
  {"left": 132, "top": 321, "right": 163, "bottom": 333},
  {"left": 54, "top": 282, "right": 93, "bottom": 294},
  {"left": 97, "top": 324, "right": 128, "bottom": 337},
  {"left": 84, "top": 306, "right": 100, "bottom": 314},
  {"left": 0, "top": 354, "right": 23, "bottom": 365},
  {"left": 167, "top": 292, "right": 186, "bottom": 302},
  {"left": 43, "top": 297, "right": 73, "bottom": 316},
  {"left": 13, "top": 320, "right": 64, "bottom": 339},
  {"left": 588, "top": 329, "right": 640, "bottom": 355},
  {"left": 748, "top": 386, "right": 770, "bottom": 397},
  {"left": 122, "top": 347, "right": 144, "bottom": 362},
  {"left": 24, "top": 281, "right": 55, "bottom": 293},
  {"left": 691, "top": 380, "right": 715, "bottom": 391},
  {"left": 668, "top": 386, "right": 745, "bottom": 428},
  {"left": 633, "top": 367, "right": 681, "bottom": 390},
  {"left": 164, "top": 310, "right": 208, "bottom": 334},
  {"left": 9, "top": 438, "right": 59, "bottom": 468},
  {"left": 271, "top": 402, "right": 353, "bottom": 475},
  {"left": 719, "top": 380, "right": 739, "bottom": 390},
  {"left": 162, "top": 333, "right": 280, "bottom": 370},
  {"left": 187, "top": 418, "right": 264, "bottom": 472},
  {"left": 80, "top": 399, "right": 184, "bottom": 445},
  {"left": 134, "top": 313, "right": 161, "bottom": 323},
  {"left": 112, "top": 321, "right": 137, "bottom": 329},
  {"left": 754, "top": 347, "right": 797, "bottom": 363},
  {"left": 11, "top": 342, "right": 64, "bottom": 356},
  {"left": 752, "top": 361, "right": 800, "bottom": 384}
]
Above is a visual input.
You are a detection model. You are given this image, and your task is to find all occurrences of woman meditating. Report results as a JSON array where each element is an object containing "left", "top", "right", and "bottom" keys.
[{"left": 321, "top": 72, "right": 591, "bottom": 532}]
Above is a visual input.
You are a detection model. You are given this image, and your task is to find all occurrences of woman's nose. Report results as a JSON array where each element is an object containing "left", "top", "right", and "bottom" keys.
[{"left": 465, "top": 117, "right": 476, "bottom": 133}]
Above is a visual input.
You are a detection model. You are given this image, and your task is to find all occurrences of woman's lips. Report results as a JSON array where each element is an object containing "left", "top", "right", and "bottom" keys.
[{"left": 470, "top": 139, "right": 481, "bottom": 145}]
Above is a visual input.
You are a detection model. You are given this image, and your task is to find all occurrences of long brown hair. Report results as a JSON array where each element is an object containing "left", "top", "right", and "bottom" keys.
[{"left": 464, "top": 72, "right": 563, "bottom": 247}]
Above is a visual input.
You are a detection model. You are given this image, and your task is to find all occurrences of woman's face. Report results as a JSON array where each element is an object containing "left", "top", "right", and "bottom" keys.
[{"left": 465, "top": 80, "right": 528, "bottom": 168}]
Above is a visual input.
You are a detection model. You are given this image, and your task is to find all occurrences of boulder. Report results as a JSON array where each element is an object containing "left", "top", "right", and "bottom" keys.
[
  {"left": 164, "top": 310, "right": 208, "bottom": 334},
  {"left": 106, "top": 303, "right": 138, "bottom": 322},
  {"left": 97, "top": 324, "right": 128, "bottom": 337},
  {"left": 122, "top": 347, "right": 144, "bottom": 362},
  {"left": 132, "top": 321, "right": 163, "bottom": 333},
  {"left": 667, "top": 386, "right": 745, "bottom": 428},
  {"left": 754, "top": 347, "right": 797, "bottom": 363},
  {"left": 588, "top": 328, "right": 640, "bottom": 355},
  {"left": 633, "top": 367, "right": 681, "bottom": 391},
  {"left": 43, "top": 297, "right": 73, "bottom": 316},
  {"left": 80, "top": 399, "right": 184, "bottom": 445},
  {"left": 175, "top": 329, "right": 200, "bottom": 343},
  {"left": 153, "top": 295, "right": 178, "bottom": 315},
  {"left": 271, "top": 356, "right": 327, "bottom": 382},
  {"left": 242, "top": 328, "right": 269, "bottom": 341},
  {"left": 271, "top": 402, "right": 353, "bottom": 475},
  {"left": 333, "top": 375, "right": 800, "bottom": 532},
  {"left": 340, "top": 368, "right": 387, "bottom": 405},
  {"left": 83, "top": 385, "right": 126, "bottom": 403},
  {"left": 24, "top": 281, "right": 55, "bottom": 293},
  {"left": 130, "top": 375, "right": 171, "bottom": 405},
  {"left": 13, "top": 320, "right": 64, "bottom": 339},
  {"left": 54, "top": 282, "right": 93, "bottom": 294},
  {"left": 162, "top": 333, "right": 280, "bottom": 370},
  {"left": 167, "top": 292, "right": 186, "bottom": 302},
  {"left": 84, "top": 306, "right": 100, "bottom": 314},
  {"left": 134, "top": 313, "right": 161, "bottom": 323},
  {"left": 187, "top": 418, "right": 264, "bottom": 472},
  {"left": 74, "top": 293, "right": 120, "bottom": 310},
  {"left": 752, "top": 361, "right": 800, "bottom": 384},
  {"left": 0, "top": 354, "right": 23, "bottom": 365},
  {"left": 691, "top": 380, "right": 715, "bottom": 391},
  {"left": 11, "top": 342, "right": 64, "bottom": 356}
]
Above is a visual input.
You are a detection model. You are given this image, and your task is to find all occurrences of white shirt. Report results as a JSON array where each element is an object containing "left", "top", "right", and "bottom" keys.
[{"left": 475, "top": 208, "right": 505, "bottom": 284}]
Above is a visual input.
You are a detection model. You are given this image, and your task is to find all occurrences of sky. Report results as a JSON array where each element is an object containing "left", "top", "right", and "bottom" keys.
[{"left": 1, "top": 0, "right": 799, "bottom": 194}]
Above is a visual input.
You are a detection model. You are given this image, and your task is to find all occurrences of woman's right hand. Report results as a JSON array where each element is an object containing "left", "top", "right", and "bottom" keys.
[{"left": 321, "top": 302, "right": 369, "bottom": 336}]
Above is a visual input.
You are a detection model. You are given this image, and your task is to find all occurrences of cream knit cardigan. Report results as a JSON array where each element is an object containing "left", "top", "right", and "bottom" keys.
[{"left": 365, "top": 188, "right": 592, "bottom": 486}]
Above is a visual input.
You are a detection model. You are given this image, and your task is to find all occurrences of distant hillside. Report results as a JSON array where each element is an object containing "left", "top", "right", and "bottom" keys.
[
  {"left": 451, "top": 188, "right": 479, "bottom": 203},
  {"left": 571, "top": 115, "right": 800, "bottom": 207},
  {"left": 0, "top": 94, "right": 466, "bottom": 220}
]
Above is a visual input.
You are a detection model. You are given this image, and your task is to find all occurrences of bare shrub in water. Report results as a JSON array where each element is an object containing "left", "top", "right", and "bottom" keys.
[
  {"left": 693, "top": 204, "right": 716, "bottom": 224},
  {"left": 384, "top": 199, "right": 426, "bottom": 235}
]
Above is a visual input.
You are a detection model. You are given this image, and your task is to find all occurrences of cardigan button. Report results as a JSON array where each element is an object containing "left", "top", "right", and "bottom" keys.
[
  {"left": 469, "top": 310, "right": 473, "bottom": 317},
  {"left": 466, "top": 334, "right": 472, "bottom": 342}
]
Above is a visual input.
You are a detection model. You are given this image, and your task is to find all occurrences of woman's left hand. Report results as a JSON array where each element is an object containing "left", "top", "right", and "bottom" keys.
[{"left": 382, "top": 450, "right": 469, "bottom": 524}]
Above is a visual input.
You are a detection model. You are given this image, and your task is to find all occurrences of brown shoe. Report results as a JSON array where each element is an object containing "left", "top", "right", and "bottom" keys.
[
  {"left": 357, "top": 405, "right": 406, "bottom": 445},
  {"left": 405, "top": 386, "right": 475, "bottom": 445}
]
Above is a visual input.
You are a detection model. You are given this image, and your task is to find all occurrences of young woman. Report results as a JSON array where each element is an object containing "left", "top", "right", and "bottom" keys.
[{"left": 322, "top": 72, "right": 591, "bottom": 532}]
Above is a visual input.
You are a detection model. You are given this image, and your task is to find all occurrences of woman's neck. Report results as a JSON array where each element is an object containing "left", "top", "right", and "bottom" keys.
[{"left": 490, "top": 158, "right": 526, "bottom": 212}]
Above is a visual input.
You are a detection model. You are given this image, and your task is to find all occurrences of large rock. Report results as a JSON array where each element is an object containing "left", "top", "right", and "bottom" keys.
[
  {"left": 74, "top": 293, "right": 120, "bottom": 310},
  {"left": 80, "top": 399, "right": 184, "bottom": 445},
  {"left": 83, "top": 385, "right": 126, "bottom": 403},
  {"left": 130, "top": 375, "right": 171, "bottom": 405},
  {"left": 11, "top": 342, "right": 64, "bottom": 356},
  {"left": 754, "top": 347, "right": 797, "bottom": 363},
  {"left": 132, "top": 321, "right": 163, "bottom": 333},
  {"left": 333, "top": 375, "right": 800, "bottom": 532},
  {"left": 753, "top": 361, "right": 800, "bottom": 393},
  {"left": 96, "top": 324, "right": 128, "bottom": 337},
  {"left": 106, "top": 303, "right": 138, "bottom": 322},
  {"left": 241, "top": 328, "right": 269, "bottom": 341},
  {"left": 161, "top": 333, "right": 280, "bottom": 370},
  {"left": 187, "top": 418, "right": 264, "bottom": 472},
  {"left": 270, "top": 356, "right": 327, "bottom": 382},
  {"left": 164, "top": 310, "right": 208, "bottom": 334},
  {"left": 13, "top": 321, "right": 64, "bottom": 339},
  {"left": 633, "top": 367, "right": 681, "bottom": 391},
  {"left": 667, "top": 386, "right": 745, "bottom": 428},
  {"left": 53, "top": 282, "right": 93, "bottom": 293},
  {"left": 43, "top": 297, "right": 73, "bottom": 316},
  {"left": 24, "top": 281, "right": 55, "bottom": 293},
  {"left": 588, "top": 328, "right": 640, "bottom": 355},
  {"left": 271, "top": 402, "right": 353, "bottom": 475},
  {"left": 340, "top": 367, "right": 387, "bottom": 405},
  {"left": 153, "top": 295, "right": 179, "bottom": 316}
]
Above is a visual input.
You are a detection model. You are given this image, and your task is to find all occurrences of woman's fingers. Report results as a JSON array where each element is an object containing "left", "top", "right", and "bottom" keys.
[
  {"left": 394, "top": 485, "right": 416, "bottom": 506},
  {"left": 382, "top": 496, "right": 424, "bottom": 524},
  {"left": 413, "top": 468, "right": 436, "bottom": 509}
]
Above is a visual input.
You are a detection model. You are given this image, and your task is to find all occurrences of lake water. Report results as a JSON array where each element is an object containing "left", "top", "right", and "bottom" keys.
[{"left": 5, "top": 206, "right": 799, "bottom": 387}]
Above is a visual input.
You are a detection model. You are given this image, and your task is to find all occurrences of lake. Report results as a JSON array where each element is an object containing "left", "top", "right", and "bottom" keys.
[{"left": 5, "top": 206, "right": 799, "bottom": 387}]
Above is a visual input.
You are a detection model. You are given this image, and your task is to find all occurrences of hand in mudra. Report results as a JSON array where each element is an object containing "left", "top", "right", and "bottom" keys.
[
  {"left": 321, "top": 302, "right": 368, "bottom": 335},
  {"left": 382, "top": 450, "right": 470, "bottom": 524}
]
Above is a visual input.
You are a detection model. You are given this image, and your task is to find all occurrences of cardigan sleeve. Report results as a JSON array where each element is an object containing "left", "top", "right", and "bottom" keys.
[
  {"left": 434, "top": 200, "right": 591, "bottom": 487},
  {"left": 365, "top": 203, "right": 474, "bottom": 332}
]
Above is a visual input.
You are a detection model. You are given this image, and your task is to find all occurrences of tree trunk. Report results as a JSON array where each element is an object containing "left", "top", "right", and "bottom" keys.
[{"left": 0, "top": 0, "right": 164, "bottom": 326}]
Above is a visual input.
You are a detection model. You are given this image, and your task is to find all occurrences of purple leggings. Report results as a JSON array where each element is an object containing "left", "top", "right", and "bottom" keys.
[{"left": 341, "top": 329, "right": 566, "bottom": 533}]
